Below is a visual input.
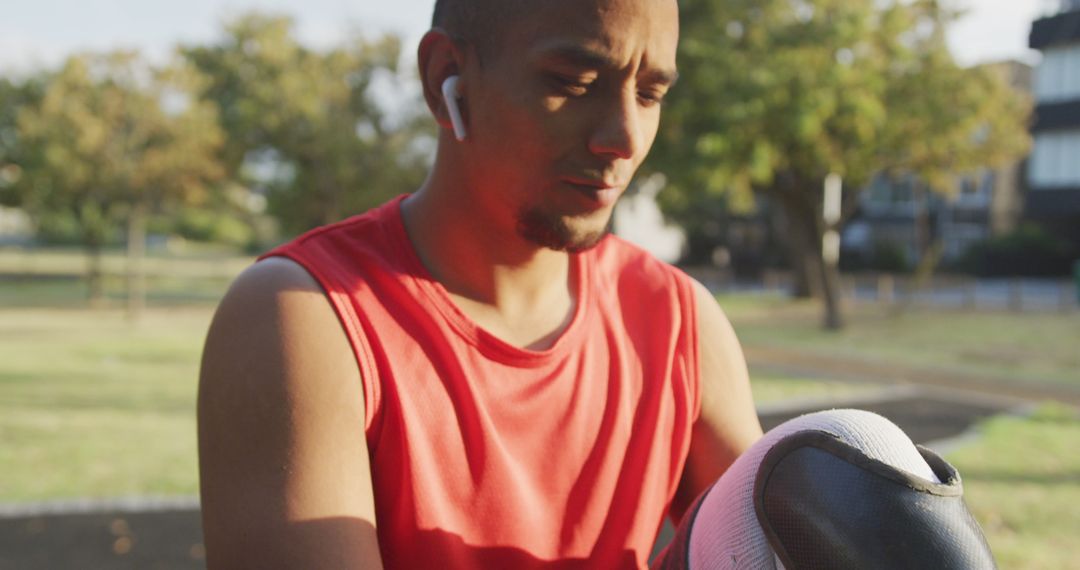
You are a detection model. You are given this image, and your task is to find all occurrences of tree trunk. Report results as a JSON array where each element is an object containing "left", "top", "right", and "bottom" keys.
[
  {"left": 913, "top": 182, "right": 930, "bottom": 261},
  {"left": 815, "top": 238, "right": 845, "bottom": 330},
  {"left": 84, "top": 234, "right": 106, "bottom": 307},
  {"left": 126, "top": 201, "right": 147, "bottom": 323},
  {"left": 771, "top": 185, "right": 846, "bottom": 330},
  {"left": 771, "top": 203, "right": 814, "bottom": 298},
  {"left": 78, "top": 200, "right": 110, "bottom": 308}
]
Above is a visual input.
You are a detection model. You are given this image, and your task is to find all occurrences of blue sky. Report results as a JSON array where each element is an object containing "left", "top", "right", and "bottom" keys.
[{"left": 0, "top": 0, "right": 1051, "bottom": 74}]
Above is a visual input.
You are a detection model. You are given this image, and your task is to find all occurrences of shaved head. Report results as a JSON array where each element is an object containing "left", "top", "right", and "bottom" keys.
[
  {"left": 431, "top": 0, "right": 526, "bottom": 58},
  {"left": 420, "top": 0, "right": 680, "bottom": 253}
]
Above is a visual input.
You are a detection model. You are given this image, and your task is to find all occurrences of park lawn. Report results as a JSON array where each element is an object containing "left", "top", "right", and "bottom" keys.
[
  {"left": 0, "top": 245, "right": 252, "bottom": 279},
  {"left": 0, "top": 245, "right": 251, "bottom": 309},
  {"left": 1, "top": 257, "right": 1075, "bottom": 570},
  {"left": 945, "top": 404, "right": 1080, "bottom": 570},
  {"left": 718, "top": 293, "right": 1080, "bottom": 387},
  {"left": 749, "top": 371, "right": 876, "bottom": 404},
  {"left": 0, "top": 299, "right": 858, "bottom": 502},
  {"left": 0, "top": 307, "right": 210, "bottom": 501},
  {"left": 4, "top": 303, "right": 1074, "bottom": 570},
  {"left": 0, "top": 274, "right": 236, "bottom": 308}
]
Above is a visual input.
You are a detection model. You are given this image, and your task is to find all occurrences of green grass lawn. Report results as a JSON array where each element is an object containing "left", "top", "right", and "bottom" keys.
[
  {"left": 1, "top": 252, "right": 1077, "bottom": 567},
  {"left": 946, "top": 404, "right": 1080, "bottom": 570},
  {"left": 1, "top": 250, "right": 855, "bottom": 501},
  {"left": 0, "top": 248, "right": 231, "bottom": 500},
  {"left": 0, "top": 301, "right": 856, "bottom": 502},
  {"left": 719, "top": 293, "right": 1080, "bottom": 387},
  {"left": 0, "top": 245, "right": 252, "bottom": 308},
  {"left": 0, "top": 244, "right": 252, "bottom": 278},
  {"left": 0, "top": 307, "right": 211, "bottom": 501},
  {"left": 749, "top": 371, "right": 876, "bottom": 404}
]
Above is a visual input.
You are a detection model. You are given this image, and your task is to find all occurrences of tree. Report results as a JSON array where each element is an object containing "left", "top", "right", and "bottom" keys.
[
  {"left": 13, "top": 52, "right": 224, "bottom": 317},
  {"left": 0, "top": 75, "right": 46, "bottom": 208},
  {"left": 183, "top": 13, "right": 432, "bottom": 237},
  {"left": 648, "top": 0, "right": 1031, "bottom": 329}
]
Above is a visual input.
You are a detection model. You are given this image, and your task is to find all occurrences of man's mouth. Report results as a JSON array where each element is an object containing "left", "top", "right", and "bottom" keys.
[{"left": 563, "top": 177, "right": 623, "bottom": 207}]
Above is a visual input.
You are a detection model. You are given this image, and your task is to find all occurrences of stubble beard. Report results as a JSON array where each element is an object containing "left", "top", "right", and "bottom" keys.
[{"left": 516, "top": 205, "right": 612, "bottom": 253}]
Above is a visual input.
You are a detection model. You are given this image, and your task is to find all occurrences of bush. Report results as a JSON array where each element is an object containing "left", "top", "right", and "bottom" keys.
[
  {"left": 33, "top": 212, "right": 122, "bottom": 247},
  {"left": 840, "top": 239, "right": 910, "bottom": 273},
  {"left": 959, "top": 224, "right": 1074, "bottom": 277},
  {"left": 168, "top": 207, "right": 253, "bottom": 248}
]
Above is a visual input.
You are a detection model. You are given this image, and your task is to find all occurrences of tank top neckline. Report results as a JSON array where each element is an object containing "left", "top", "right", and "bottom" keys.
[{"left": 384, "top": 194, "right": 592, "bottom": 367}]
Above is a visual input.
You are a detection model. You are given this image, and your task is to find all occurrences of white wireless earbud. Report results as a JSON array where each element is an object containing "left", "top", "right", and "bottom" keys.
[{"left": 441, "top": 75, "right": 467, "bottom": 142}]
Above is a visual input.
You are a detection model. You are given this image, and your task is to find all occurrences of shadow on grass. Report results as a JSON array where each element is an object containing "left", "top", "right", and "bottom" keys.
[
  {"left": 0, "top": 275, "right": 231, "bottom": 309},
  {"left": 961, "top": 470, "right": 1080, "bottom": 485}
]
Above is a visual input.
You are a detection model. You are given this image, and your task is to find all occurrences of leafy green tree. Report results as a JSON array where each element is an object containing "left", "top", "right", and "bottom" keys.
[
  {"left": 0, "top": 76, "right": 46, "bottom": 208},
  {"left": 13, "top": 52, "right": 224, "bottom": 316},
  {"left": 649, "top": 0, "right": 1031, "bottom": 329},
  {"left": 183, "top": 13, "right": 432, "bottom": 237}
]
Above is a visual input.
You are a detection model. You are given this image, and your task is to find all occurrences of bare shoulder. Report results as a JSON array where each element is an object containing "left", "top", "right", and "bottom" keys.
[
  {"left": 208, "top": 255, "right": 347, "bottom": 354},
  {"left": 671, "top": 278, "right": 763, "bottom": 522},
  {"left": 198, "top": 256, "right": 382, "bottom": 568},
  {"left": 199, "top": 256, "right": 338, "bottom": 376},
  {"left": 689, "top": 277, "right": 761, "bottom": 444},
  {"left": 690, "top": 279, "right": 746, "bottom": 384},
  {"left": 209, "top": 255, "right": 331, "bottom": 327},
  {"left": 199, "top": 256, "right": 359, "bottom": 440}
]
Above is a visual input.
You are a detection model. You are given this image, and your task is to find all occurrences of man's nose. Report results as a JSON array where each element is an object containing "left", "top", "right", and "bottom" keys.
[{"left": 587, "top": 89, "right": 641, "bottom": 161}]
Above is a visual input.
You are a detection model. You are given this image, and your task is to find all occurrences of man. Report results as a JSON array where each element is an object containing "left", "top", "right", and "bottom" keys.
[
  {"left": 198, "top": 0, "right": 762, "bottom": 567},
  {"left": 199, "top": 0, "right": 1005, "bottom": 567}
]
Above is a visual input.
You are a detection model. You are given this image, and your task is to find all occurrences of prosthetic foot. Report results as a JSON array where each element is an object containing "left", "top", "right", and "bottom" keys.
[{"left": 654, "top": 409, "right": 996, "bottom": 569}]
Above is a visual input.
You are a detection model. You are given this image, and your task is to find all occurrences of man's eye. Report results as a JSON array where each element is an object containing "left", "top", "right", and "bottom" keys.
[
  {"left": 551, "top": 75, "right": 591, "bottom": 96},
  {"left": 638, "top": 90, "right": 666, "bottom": 107}
]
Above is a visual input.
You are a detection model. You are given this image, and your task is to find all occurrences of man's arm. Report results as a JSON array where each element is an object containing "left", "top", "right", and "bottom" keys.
[
  {"left": 670, "top": 280, "right": 764, "bottom": 522},
  {"left": 197, "top": 257, "right": 383, "bottom": 569}
]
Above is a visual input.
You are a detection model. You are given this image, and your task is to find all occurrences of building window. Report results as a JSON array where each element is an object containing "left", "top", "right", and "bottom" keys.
[
  {"left": 1035, "top": 44, "right": 1080, "bottom": 103},
  {"left": 1030, "top": 130, "right": 1080, "bottom": 187}
]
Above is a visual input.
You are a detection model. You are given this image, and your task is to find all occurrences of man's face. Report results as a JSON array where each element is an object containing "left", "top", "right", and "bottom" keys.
[{"left": 459, "top": 0, "right": 679, "bottom": 252}]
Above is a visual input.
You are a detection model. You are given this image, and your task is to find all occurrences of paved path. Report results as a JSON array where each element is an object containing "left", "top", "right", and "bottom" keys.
[
  {"left": 758, "top": 388, "right": 1015, "bottom": 445},
  {"left": 648, "top": 386, "right": 1018, "bottom": 562},
  {"left": 0, "top": 508, "right": 204, "bottom": 570},
  {"left": 744, "top": 345, "right": 1080, "bottom": 406},
  {"left": 1, "top": 385, "right": 1021, "bottom": 570}
]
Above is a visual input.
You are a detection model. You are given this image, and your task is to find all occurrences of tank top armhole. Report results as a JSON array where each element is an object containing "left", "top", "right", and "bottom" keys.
[
  {"left": 675, "top": 269, "right": 703, "bottom": 424},
  {"left": 259, "top": 250, "right": 382, "bottom": 434}
]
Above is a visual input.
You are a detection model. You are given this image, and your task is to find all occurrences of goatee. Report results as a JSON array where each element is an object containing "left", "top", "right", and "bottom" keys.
[{"left": 516, "top": 206, "right": 612, "bottom": 253}]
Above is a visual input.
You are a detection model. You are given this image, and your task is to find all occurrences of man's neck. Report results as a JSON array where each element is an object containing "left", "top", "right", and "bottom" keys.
[{"left": 400, "top": 180, "right": 578, "bottom": 350}]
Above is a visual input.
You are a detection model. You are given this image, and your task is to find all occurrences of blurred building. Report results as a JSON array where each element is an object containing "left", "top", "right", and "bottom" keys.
[
  {"left": 1027, "top": 0, "right": 1080, "bottom": 249},
  {"left": 612, "top": 174, "right": 687, "bottom": 264},
  {"left": 841, "top": 61, "right": 1034, "bottom": 268},
  {"left": 0, "top": 206, "right": 32, "bottom": 246}
]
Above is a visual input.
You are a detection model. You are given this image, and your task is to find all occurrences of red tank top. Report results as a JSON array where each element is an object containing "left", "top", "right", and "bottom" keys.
[{"left": 259, "top": 195, "right": 700, "bottom": 569}]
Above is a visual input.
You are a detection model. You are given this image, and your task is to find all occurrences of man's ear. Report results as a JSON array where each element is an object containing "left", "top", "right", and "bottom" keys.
[{"left": 418, "top": 29, "right": 468, "bottom": 135}]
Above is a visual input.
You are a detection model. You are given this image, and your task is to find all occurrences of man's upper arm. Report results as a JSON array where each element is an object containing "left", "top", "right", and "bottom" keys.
[
  {"left": 197, "top": 256, "right": 383, "bottom": 569},
  {"left": 672, "top": 279, "right": 763, "bottom": 521}
]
